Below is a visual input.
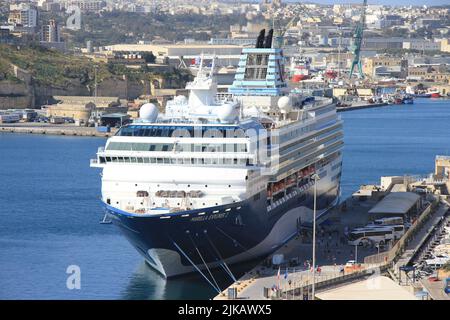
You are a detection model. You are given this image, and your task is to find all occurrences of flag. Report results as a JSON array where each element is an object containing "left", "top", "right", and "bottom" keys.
[{"left": 284, "top": 268, "right": 288, "bottom": 280}]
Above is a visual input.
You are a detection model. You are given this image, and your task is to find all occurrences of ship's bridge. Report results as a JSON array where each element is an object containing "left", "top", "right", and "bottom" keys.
[
  {"left": 91, "top": 120, "right": 271, "bottom": 169},
  {"left": 114, "top": 120, "right": 265, "bottom": 138},
  {"left": 90, "top": 120, "right": 271, "bottom": 215}
]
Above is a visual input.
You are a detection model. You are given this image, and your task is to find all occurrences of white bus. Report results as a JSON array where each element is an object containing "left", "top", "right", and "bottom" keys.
[
  {"left": 372, "top": 217, "right": 404, "bottom": 226},
  {"left": 363, "top": 224, "right": 405, "bottom": 240},
  {"left": 348, "top": 227, "right": 394, "bottom": 246}
]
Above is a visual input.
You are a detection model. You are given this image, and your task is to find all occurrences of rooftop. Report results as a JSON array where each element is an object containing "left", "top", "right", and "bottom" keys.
[{"left": 368, "top": 192, "right": 420, "bottom": 216}]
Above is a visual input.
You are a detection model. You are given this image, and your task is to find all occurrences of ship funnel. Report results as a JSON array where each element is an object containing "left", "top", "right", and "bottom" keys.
[
  {"left": 256, "top": 29, "right": 265, "bottom": 48},
  {"left": 264, "top": 29, "right": 273, "bottom": 48}
]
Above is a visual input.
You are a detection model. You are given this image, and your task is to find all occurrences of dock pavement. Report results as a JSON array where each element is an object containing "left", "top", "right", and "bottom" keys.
[{"left": 0, "top": 122, "right": 116, "bottom": 137}]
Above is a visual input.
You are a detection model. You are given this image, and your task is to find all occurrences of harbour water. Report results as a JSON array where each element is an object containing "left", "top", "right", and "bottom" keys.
[{"left": 0, "top": 98, "right": 449, "bottom": 299}]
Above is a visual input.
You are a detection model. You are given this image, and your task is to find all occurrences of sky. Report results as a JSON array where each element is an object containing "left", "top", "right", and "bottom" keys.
[{"left": 282, "top": 0, "right": 449, "bottom": 6}]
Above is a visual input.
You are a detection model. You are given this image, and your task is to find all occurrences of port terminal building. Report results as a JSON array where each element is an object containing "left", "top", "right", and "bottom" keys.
[{"left": 368, "top": 192, "right": 421, "bottom": 219}]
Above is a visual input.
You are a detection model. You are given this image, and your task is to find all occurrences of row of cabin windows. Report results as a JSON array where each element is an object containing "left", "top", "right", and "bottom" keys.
[
  {"left": 99, "top": 156, "right": 252, "bottom": 166},
  {"left": 117, "top": 125, "right": 247, "bottom": 138},
  {"left": 106, "top": 142, "right": 248, "bottom": 153},
  {"left": 331, "top": 162, "right": 342, "bottom": 171},
  {"left": 277, "top": 124, "right": 342, "bottom": 153},
  {"left": 331, "top": 172, "right": 341, "bottom": 181},
  {"left": 278, "top": 124, "right": 314, "bottom": 144},
  {"left": 314, "top": 105, "right": 335, "bottom": 116}
]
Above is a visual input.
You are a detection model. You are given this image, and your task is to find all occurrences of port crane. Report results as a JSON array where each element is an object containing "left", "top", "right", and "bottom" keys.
[
  {"left": 349, "top": 0, "right": 367, "bottom": 79},
  {"left": 273, "top": 15, "right": 299, "bottom": 48}
]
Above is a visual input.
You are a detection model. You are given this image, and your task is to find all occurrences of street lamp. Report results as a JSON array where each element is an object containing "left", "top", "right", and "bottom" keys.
[{"left": 311, "top": 173, "right": 320, "bottom": 300}]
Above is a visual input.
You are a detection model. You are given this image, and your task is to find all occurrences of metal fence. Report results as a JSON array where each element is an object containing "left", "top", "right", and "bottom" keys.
[{"left": 276, "top": 265, "right": 389, "bottom": 300}]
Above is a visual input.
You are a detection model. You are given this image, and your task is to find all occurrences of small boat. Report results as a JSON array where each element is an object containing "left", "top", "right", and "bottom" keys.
[
  {"left": 403, "top": 97, "right": 414, "bottom": 104},
  {"left": 431, "top": 92, "right": 441, "bottom": 98},
  {"left": 412, "top": 93, "right": 431, "bottom": 98},
  {"left": 403, "top": 95, "right": 414, "bottom": 104},
  {"left": 394, "top": 97, "right": 403, "bottom": 104}
]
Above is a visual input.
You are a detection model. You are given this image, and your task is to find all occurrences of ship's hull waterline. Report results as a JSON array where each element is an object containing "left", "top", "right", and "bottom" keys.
[{"left": 106, "top": 168, "right": 340, "bottom": 278}]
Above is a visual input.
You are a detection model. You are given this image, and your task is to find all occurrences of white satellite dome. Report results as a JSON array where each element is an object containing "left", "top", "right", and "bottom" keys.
[
  {"left": 277, "top": 96, "right": 292, "bottom": 113},
  {"left": 217, "top": 103, "right": 238, "bottom": 123},
  {"left": 140, "top": 103, "right": 158, "bottom": 122}
]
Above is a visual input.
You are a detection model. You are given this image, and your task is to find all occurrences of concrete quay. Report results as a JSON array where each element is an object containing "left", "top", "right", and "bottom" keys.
[
  {"left": 214, "top": 195, "right": 400, "bottom": 300},
  {"left": 215, "top": 176, "right": 449, "bottom": 300},
  {"left": 337, "top": 101, "right": 388, "bottom": 112},
  {"left": 0, "top": 123, "right": 116, "bottom": 138}
]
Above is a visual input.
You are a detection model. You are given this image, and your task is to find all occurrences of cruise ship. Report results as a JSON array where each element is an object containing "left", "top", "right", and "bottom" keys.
[{"left": 91, "top": 29, "right": 344, "bottom": 279}]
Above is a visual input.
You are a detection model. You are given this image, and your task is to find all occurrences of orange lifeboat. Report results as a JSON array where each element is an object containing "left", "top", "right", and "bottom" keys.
[{"left": 292, "top": 74, "right": 309, "bottom": 82}]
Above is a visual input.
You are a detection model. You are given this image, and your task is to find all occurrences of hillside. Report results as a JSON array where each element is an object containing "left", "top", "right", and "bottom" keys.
[
  {"left": 0, "top": 44, "right": 193, "bottom": 105},
  {"left": 0, "top": 44, "right": 112, "bottom": 88}
]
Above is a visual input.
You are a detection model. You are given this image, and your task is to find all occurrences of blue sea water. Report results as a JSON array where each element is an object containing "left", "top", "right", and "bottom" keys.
[
  {"left": 0, "top": 98, "right": 449, "bottom": 299},
  {"left": 340, "top": 98, "right": 450, "bottom": 199}
]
